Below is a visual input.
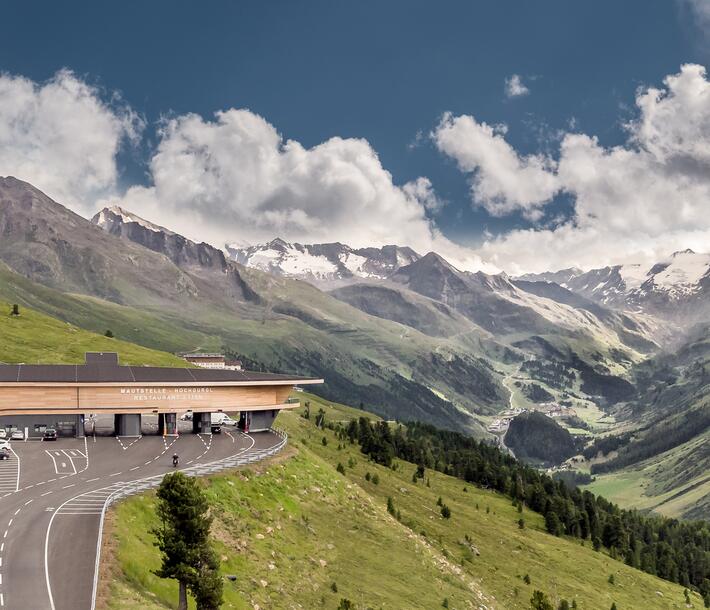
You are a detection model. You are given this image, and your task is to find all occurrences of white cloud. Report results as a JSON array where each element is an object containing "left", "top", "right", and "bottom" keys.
[
  {"left": 0, "top": 69, "right": 142, "bottom": 212},
  {"left": 432, "top": 113, "right": 558, "bottom": 219},
  {"left": 402, "top": 177, "right": 444, "bottom": 213},
  {"left": 504, "top": 74, "right": 529, "bottom": 98},
  {"left": 108, "top": 108, "right": 490, "bottom": 270},
  {"left": 443, "top": 63, "right": 710, "bottom": 273}
]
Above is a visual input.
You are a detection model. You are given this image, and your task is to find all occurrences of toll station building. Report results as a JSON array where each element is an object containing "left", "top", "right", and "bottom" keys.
[{"left": 0, "top": 352, "right": 322, "bottom": 439}]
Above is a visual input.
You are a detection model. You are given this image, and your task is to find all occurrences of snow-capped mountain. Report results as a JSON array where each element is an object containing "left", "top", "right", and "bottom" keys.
[
  {"left": 520, "top": 250, "right": 710, "bottom": 322},
  {"left": 93, "top": 205, "right": 174, "bottom": 235},
  {"left": 225, "top": 238, "right": 420, "bottom": 283}
]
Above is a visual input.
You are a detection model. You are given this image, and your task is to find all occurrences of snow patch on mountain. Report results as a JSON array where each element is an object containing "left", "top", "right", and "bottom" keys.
[
  {"left": 226, "top": 238, "right": 420, "bottom": 283},
  {"left": 519, "top": 249, "right": 710, "bottom": 322},
  {"left": 94, "top": 205, "right": 172, "bottom": 234}
]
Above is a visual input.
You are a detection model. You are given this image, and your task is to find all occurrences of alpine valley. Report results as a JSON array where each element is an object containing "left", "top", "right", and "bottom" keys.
[{"left": 1, "top": 175, "right": 708, "bottom": 522}]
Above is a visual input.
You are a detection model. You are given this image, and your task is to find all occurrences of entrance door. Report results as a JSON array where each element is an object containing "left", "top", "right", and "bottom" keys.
[{"left": 238, "top": 412, "right": 251, "bottom": 432}]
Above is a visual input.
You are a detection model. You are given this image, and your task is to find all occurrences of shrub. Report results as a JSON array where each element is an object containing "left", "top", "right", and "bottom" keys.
[
  {"left": 530, "top": 590, "right": 554, "bottom": 610},
  {"left": 441, "top": 504, "right": 451, "bottom": 519},
  {"left": 336, "top": 462, "right": 345, "bottom": 475}
]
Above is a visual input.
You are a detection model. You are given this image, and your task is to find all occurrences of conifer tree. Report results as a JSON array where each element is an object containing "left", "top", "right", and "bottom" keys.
[{"left": 152, "top": 472, "right": 223, "bottom": 610}]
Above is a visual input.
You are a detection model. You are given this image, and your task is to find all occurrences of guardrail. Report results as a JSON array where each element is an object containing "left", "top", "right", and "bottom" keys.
[{"left": 89, "top": 428, "right": 288, "bottom": 610}]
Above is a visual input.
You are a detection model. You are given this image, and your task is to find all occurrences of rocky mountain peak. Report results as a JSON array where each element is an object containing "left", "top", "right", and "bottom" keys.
[{"left": 225, "top": 239, "right": 421, "bottom": 284}]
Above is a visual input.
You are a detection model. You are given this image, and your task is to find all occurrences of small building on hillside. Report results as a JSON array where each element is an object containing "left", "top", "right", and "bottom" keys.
[{"left": 182, "top": 353, "right": 242, "bottom": 370}]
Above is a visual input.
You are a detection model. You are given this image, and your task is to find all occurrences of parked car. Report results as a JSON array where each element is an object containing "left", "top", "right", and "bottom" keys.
[
  {"left": 0, "top": 440, "right": 10, "bottom": 452},
  {"left": 0, "top": 448, "right": 9, "bottom": 460},
  {"left": 179, "top": 411, "right": 193, "bottom": 421},
  {"left": 43, "top": 428, "right": 58, "bottom": 441},
  {"left": 10, "top": 430, "right": 24, "bottom": 441},
  {"left": 0, "top": 429, "right": 6, "bottom": 439}
]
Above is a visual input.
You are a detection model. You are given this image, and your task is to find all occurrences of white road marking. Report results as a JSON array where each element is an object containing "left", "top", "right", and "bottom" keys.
[{"left": 61, "top": 451, "right": 78, "bottom": 475}]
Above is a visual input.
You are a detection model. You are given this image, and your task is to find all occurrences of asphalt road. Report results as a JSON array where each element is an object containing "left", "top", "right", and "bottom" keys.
[{"left": 0, "top": 426, "right": 284, "bottom": 610}]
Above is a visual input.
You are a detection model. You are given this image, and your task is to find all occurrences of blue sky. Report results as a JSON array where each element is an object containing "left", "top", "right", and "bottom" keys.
[{"left": 1, "top": 1, "right": 709, "bottom": 272}]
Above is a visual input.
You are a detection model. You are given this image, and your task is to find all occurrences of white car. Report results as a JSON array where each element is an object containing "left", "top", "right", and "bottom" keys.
[
  {"left": 10, "top": 430, "right": 24, "bottom": 441},
  {"left": 0, "top": 429, "right": 6, "bottom": 439},
  {"left": 0, "top": 440, "right": 9, "bottom": 451}
]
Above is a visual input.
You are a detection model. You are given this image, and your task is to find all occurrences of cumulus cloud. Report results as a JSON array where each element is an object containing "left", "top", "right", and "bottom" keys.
[
  {"left": 504, "top": 74, "right": 529, "bottom": 98},
  {"left": 440, "top": 63, "right": 710, "bottom": 273},
  {"left": 433, "top": 113, "right": 558, "bottom": 219},
  {"left": 0, "top": 69, "right": 142, "bottom": 212},
  {"left": 108, "top": 109, "right": 488, "bottom": 269}
]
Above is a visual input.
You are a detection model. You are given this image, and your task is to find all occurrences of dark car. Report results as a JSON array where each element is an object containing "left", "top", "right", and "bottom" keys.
[
  {"left": 43, "top": 428, "right": 58, "bottom": 441},
  {"left": 0, "top": 448, "right": 9, "bottom": 460}
]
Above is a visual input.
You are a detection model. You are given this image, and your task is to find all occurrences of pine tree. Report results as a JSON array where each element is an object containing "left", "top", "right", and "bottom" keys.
[
  {"left": 545, "top": 510, "right": 562, "bottom": 536},
  {"left": 152, "top": 472, "right": 223, "bottom": 610}
]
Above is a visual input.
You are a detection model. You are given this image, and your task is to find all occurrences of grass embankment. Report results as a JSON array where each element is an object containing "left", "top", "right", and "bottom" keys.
[
  {"left": 0, "top": 298, "right": 188, "bottom": 366},
  {"left": 100, "top": 394, "right": 699, "bottom": 610}
]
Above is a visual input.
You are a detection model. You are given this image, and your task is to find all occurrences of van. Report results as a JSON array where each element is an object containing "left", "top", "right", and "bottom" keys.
[{"left": 211, "top": 413, "right": 236, "bottom": 427}]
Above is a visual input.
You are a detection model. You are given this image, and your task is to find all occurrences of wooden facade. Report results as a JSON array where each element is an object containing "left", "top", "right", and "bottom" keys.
[{"left": 0, "top": 383, "right": 302, "bottom": 416}]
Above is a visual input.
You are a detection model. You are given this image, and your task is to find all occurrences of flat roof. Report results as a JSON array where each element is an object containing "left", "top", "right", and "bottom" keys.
[{"left": 0, "top": 363, "right": 321, "bottom": 385}]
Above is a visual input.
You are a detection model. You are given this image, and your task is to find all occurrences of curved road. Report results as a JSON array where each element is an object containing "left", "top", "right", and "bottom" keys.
[{"left": 0, "top": 429, "right": 283, "bottom": 610}]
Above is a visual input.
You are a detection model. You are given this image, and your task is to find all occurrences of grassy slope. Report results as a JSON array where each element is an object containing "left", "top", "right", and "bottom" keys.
[
  {"left": 584, "top": 429, "right": 710, "bottom": 520},
  {"left": 0, "top": 298, "right": 188, "bottom": 366},
  {"left": 100, "top": 394, "right": 699, "bottom": 610}
]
